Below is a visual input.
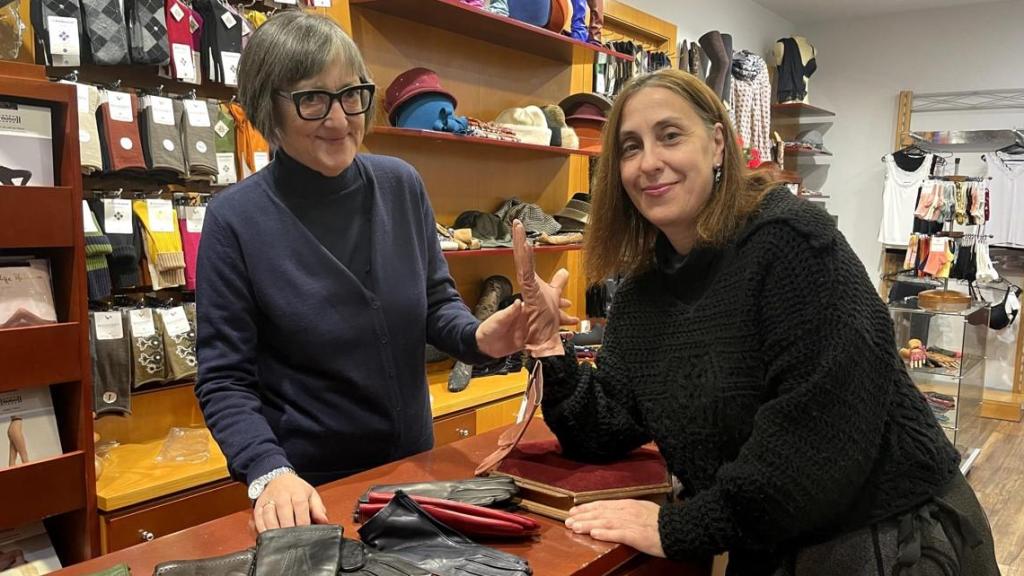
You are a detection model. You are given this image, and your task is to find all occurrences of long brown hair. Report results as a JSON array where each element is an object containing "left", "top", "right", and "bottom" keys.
[{"left": 585, "top": 69, "right": 777, "bottom": 282}]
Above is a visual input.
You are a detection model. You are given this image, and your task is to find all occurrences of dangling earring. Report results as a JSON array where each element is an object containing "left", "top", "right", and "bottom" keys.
[{"left": 714, "top": 165, "right": 722, "bottom": 184}]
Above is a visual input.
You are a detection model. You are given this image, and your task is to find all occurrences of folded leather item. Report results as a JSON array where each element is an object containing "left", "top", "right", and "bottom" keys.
[
  {"left": 253, "top": 525, "right": 341, "bottom": 576},
  {"left": 358, "top": 476, "right": 518, "bottom": 507},
  {"left": 358, "top": 491, "right": 532, "bottom": 576},
  {"left": 357, "top": 492, "right": 540, "bottom": 538},
  {"left": 339, "top": 538, "right": 431, "bottom": 576},
  {"left": 476, "top": 362, "right": 542, "bottom": 476},
  {"left": 153, "top": 548, "right": 254, "bottom": 576}
]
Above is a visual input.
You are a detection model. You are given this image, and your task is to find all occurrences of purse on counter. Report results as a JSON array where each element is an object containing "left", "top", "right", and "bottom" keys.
[{"left": 474, "top": 362, "right": 673, "bottom": 520}]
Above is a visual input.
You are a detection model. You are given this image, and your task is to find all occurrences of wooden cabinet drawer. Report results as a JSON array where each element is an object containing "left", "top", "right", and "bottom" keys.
[
  {"left": 433, "top": 411, "right": 476, "bottom": 446},
  {"left": 475, "top": 396, "right": 523, "bottom": 435},
  {"left": 100, "top": 480, "right": 249, "bottom": 553}
]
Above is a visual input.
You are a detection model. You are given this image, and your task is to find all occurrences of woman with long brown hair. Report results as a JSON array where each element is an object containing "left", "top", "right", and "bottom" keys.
[{"left": 511, "top": 69, "right": 998, "bottom": 574}]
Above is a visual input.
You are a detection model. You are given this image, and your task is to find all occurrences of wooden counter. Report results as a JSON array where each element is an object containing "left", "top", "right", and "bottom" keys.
[{"left": 58, "top": 423, "right": 709, "bottom": 576}]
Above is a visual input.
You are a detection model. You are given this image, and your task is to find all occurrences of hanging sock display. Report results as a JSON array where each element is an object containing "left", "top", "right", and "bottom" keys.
[
  {"left": 80, "top": 0, "right": 130, "bottom": 65},
  {"left": 91, "top": 310, "right": 132, "bottom": 416}
]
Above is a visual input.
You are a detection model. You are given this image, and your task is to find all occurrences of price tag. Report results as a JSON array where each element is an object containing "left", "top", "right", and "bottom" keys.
[
  {"left": 172, "top": 43, "right": 197, "bottom": 83},
  {"left": 185, "top": 206, "right": 206, "bottom": 233},
  {"left": 930, "top": 236, "right": 947, "bottom": 252},
  {"left": 183, "top": 99, "right": 211, "bottom": 127},
  {"left": 313, "top": 0, "right": 331, "bottom": 7},
  {"left": 107, "top": 91, "right": 134, "bottom": 123},
  {"left": 220, "top": 10, "right": 237, "bottom": 28},
  {"left": 82, "top": 201, "right": 99, "bottom": 233},
  {"left": 216, "top": 152, "right": 238, "bottom": 184},
  {"left": 253, "top": 151, "right": 269, "bottom": 172},
  {"left": 95, "top": 312, "right": 124, "bottom": 341},
  {"left": 147, "top": 199, "right": 175, "bottom": 233},
  {"left": 150, "top": 95, "right": 176, "bottom": 126},
  {"left": 47, "top": 16, "right": 81, "bottom": 66},
  {"left": 189, "top": 15, "right": 200, "bottom": 34},
  {"left": 195, "top": 140, "right": 208, "bottom": 154},
  {"left": 221, "top": 51, "right": 241, "bottom": 87},
  {"left": 214, "top": 120, "right": 229, "bottom": 139},
  {"left": 103, "top": 199, "right": 133, "bottom": 235},
  {"left": 129, "top": 308, "right": 156, "bottom": 338},
  {"left": 76, "top": 83, "right": 90, "bottom": 113},
  {"left": 161, "top": 307, "right": 191, "bottom": 336},
  {"left": 170, "top": 1, "right": 185, "bottom": 21}
]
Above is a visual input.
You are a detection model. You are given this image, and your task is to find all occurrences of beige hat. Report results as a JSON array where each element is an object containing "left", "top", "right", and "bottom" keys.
[
  {"left": 494, "top": 106, "right": 552, "bottom": 147},
  {"left": 541, "top": 105, "right": 579, "bottom": 149}
]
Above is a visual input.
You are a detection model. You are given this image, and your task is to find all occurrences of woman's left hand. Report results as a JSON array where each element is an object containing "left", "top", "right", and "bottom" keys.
[
  {"left": 565, "top": 499, "right": 666, "bottom": 558},
  {"left": 475, "top": 299, "right": 526, "bottom": 358}
]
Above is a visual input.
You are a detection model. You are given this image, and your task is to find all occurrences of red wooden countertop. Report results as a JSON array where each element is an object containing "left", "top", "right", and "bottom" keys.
[{"left": 56, "top": 422, "right": 709, "bottom": 576}]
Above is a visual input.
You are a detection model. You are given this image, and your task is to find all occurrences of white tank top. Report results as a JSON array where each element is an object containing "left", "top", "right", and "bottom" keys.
[
  {"left": 878, "top": 153, "right": 934, "bottom": 247},
  {"left": 986, "top": 156, "right": 1024, "bottom": 247}
]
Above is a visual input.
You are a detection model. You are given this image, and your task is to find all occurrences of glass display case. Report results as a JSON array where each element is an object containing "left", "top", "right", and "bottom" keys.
[{"left": 889, "top": 302, "right": 988, "bottom": 474}]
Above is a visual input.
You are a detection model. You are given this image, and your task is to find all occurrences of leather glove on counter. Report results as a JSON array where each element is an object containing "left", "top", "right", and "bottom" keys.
[
  {"left": 358, "top": 491, "right": 532, "bottom": 576},
  {"left": 253, "top": 525, "right": 341, "bottom": 576},
  {"left": 357, "top": 492, "right": 540, "bottom": 538},
  {"left": 340, "top": 538, "right": 432, "bottom": 576},
  {"left": 152, "top": 549, "right": 255, "bottom": 576},
  {"left": 358, "top": 476, "right": 517, "bottom": 507}
]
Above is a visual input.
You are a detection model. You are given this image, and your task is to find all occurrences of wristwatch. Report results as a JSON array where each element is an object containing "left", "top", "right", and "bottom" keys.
[{"left": 247, "top": 467, "right": 296, "bottom": 500}]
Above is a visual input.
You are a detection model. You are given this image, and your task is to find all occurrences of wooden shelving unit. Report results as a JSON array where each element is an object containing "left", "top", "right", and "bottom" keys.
[
  {"left": 0, "top": 64, "right": 99, "bottom": 564},
  {"left": 367, "top": 126, "right": 600, "bottom": 157},
  {"left": 349, "top": 0, "right": 633, "bottom": 64},
  {"left": 771, "top": 102, "right": 836, "bottom": 120},
  {"left": 784, "top": 145, "right": 833, "bottom": 157}
]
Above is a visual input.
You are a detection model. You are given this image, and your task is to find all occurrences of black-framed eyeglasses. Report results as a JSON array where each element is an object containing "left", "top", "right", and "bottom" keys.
[{"left": 277, "top": 83, "right": 376, "bottom": 120}]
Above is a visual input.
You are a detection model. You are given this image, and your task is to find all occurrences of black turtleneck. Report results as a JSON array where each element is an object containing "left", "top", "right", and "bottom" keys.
[
  {"left": 270, "top": 149, "right": 373, "bottom": 288},
  {"left": 653, "top": 233, "right": 724, "bottom": 304}
]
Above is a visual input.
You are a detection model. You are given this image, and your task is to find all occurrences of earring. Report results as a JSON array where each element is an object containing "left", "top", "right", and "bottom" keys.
[{"left": 714, "top": 165, "right": 722, "bottom": 184}]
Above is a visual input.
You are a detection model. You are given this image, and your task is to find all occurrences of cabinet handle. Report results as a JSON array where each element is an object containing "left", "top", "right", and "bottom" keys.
[
  {"left": 456, "top": 427, "right": 471, "bottom": 438},
  {"left": 139, "top": 530, "right": 155, "bottom": 542}
]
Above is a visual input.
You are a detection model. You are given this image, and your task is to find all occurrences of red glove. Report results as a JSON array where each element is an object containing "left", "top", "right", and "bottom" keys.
[{"left": 356, "top": 492, "right": 540, "bottom": 538}]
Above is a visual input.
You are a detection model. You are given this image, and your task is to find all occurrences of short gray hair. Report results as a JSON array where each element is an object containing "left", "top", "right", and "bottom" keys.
[{"left": 237, "top": 11, "right": 373, "bottom": 146}]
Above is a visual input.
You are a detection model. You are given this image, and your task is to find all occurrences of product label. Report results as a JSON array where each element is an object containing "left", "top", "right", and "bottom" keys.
[
  {"left": 170, "top": 2, "right": 185, "bottom": 21},
  {"left": 216, "top": 152, "right": 238, "bottom": 184},
  {"left": 221, "top": 52, "right": 241, "bottom": 87},
  {"left": 95, "top": 312, "right": 124, "bottom": 341},
  {"left": 185, "top": 206, "right": 206, "bottom": 233},
  {"left": 103, "top": 199, "right": 133, "bottom": 235},
  {"left": 220, "top": 10, "right": 237, "bottom": 28},
  {"left": 47, "top": 16, "right": 81, "bottom": 66},
  {"left": 75, "top": 83, "right": 90, "bottom": 113},
  {"left": 129, "top": 308, "right": 156, "bottom": 338},
  {"left": 150, "top": 95, "right": 176, "bottom": 126},
  {"left": 147, "top": 199, "right": 175, "bottom": 233},
  {"left": 183, "top": 99, "right": 211, "bottom": 127},
  {"left": 172, "top": 43, "right": 197, "bottom": 83},
  {"left": 161, "top": 307, "right": 191, "bottom": 336},
  {"left": 195, "top": 140, "right": 208, "bottom": 154},
  {"left": 214, "top": 120, "right": 229, "bottom": 138},
  {"left": 107, "top": 91, "right": 134, "bottom": 123},
  {"left": 313, "top": 0, "right": 331, "bottom": 7},
  {"left": 82, "top": 201, "right": 98, "bottom": 233},
  {"left": 119, "top": 137, "right": 133, "bottom": 150},
  {"left": 931, "top": 236, "right": 947, "bottom": 252},
  {"left": 253, "top": 151, "right": 269, "bottom": 172}
]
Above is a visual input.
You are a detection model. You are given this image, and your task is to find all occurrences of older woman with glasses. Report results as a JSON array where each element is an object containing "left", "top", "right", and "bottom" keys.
[{"left": 195, "top": 12, "right": 525, "bottom": 533}]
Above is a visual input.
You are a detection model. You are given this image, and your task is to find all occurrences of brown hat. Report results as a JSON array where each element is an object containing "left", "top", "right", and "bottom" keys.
[{"left": 546, "top": 0, "right": 569, "bottom": 33}]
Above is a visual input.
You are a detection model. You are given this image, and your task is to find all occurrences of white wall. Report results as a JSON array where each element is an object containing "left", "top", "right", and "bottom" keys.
[
  {"left": 799, "top": 0, "right": 1024, "bottom": 278},
  {"left": 627, "top": 0, "right": 796, "bottom": 56}
]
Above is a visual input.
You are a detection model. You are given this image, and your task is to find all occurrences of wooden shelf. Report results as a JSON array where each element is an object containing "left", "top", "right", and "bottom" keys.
[
  {"left": 0, "top": 323, "right": 82, "bottom": 392},
  {"left": 367, "top": 126, "right": 600, "bottom": 157},
  {"left": 350, "top": 0, "right": 633, "bottom": 64},
  {"left": 428, "top": 370, "right": 528, "bottom": 418},
  {"left": 772, "top": 102, "right": 836, "bottom": 120},
  {"left": 443, "top": 244, "right": 581, "bottom": 259},
  {"left": 0, "top": 452, "right": 87, "bottom": 531},
  {"left": 96, "top": 431, "right": 231, "bottom": 511},
  {"left": 0, "top": 186, "right": 77, "bottom": 248}
]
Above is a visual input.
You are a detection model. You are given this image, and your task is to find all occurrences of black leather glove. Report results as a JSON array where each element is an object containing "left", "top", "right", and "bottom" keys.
[
  {"left": 152, "top": 549, "right": 254, "bottom": 576},
  {"left": 339, "top": 538, "right": 432, "bottom": 576},
  {"left": 358, "top": 476, "right": 518, "bottom": 507},
  {"left": 358, "top": 491, "right": 531, "bottom": 576},
  {"left": 253, "top": 525, "right": 342, "bottom": 576}
]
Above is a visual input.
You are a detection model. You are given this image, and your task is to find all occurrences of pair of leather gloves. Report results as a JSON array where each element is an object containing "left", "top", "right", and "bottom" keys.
[{"left": 151, "top": 490, "right": 531, "bottom": 576}]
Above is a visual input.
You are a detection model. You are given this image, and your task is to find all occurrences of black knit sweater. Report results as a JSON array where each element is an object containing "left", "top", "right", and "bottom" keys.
[{"left": 541, "top": 188, "right": 959, "bottom": 572}]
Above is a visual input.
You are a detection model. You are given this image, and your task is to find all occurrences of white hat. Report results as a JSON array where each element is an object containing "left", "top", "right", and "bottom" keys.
[{"left": 494, "top": 106, "right": 553, "bottom": 147}]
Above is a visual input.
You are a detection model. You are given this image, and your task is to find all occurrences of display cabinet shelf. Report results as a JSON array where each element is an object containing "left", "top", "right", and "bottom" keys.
[
  {"left": 0, "top": 452, "right": 87, "bottom": 531},
  {"left": 367, "top": 126, "right": 600, "bottom": 157},
  {"left": 0, "top": 186, "right": 77, "bottom": 248},
  {"left": 0, "top": 323, "right": 83, "bottom": 392},
  {"left": 772, "top": 102, "right": 836, "bottom": 120}
]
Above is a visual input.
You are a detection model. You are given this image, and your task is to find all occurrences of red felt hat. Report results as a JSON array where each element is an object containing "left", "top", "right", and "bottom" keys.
[
  {"left": 566, "top": 102, "right": 607, "bottom": 123},
  {"left": 384, "top": 67, "right": 458, "bottom": 125}
]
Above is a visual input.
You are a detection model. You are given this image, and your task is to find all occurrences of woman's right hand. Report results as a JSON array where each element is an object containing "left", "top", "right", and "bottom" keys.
[
  {"left": 253, "top": 473, "right": 329, "bottom": 533},
  {"left": 511, "top": 219, "right": 579, "bottom": 357}
]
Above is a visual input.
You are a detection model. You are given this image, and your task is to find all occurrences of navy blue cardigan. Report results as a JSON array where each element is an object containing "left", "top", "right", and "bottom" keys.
[{"left": 196, "top": 153, "right": 487, "bottom": 486}]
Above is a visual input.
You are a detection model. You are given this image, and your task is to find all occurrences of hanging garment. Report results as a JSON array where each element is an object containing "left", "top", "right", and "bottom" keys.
[
  {"left": 176, "top": 98, "right": 218, "bottom": 180},
  {"left": 878, "top": 153, "right": 934, "bottom": 247},
  {"left": 227, "top": 101, "right": 269, "bottom": 178},
  {"left": 212, "top": 101, "right": 237, "bottom": 185},
  {"left": 986, "top": 156, "right": 1024, "bottom": 248},
  {"left": 91, "top": 311, "right": 132, "bottom": 415},
  {"left": 164, "top": 0, "right": 197, "bottom": 82},
  {"left": 72, "top": 82, "right": 104, "bottom": 174},
  {"left": 776, "top": 37, "right": 816, "bottom": 103},
  {"left": 96, "top": 90, "right": 146, "bottom": 172},
  {"left": 80, "top": 0, "right": 130, "bottom": 65},
  {"left": 133, "top": 199, "right": 186, "bottom": 288},
  {"left": 127, "top": 307, "right": 166, "bottom": 387},
  {"left": 124, "top": 0, "right": 169, "bottom": 65},
  {"left": 138, "top": 95, "right": 187, "bottom": 177},
  {"left": 728, "top": 51, "right": 772, "bottom": 161}
]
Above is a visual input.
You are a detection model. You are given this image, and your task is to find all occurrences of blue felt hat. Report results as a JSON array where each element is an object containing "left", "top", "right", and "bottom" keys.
[
  {"left": 393, "top": 93, "right": 458, "bottom": 130},
  {"left": 508, "top": 0, "right": 551, "bottom": 28}
]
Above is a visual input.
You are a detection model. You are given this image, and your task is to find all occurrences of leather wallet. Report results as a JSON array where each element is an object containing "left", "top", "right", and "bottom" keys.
[
  {"left": 253, "top": 525, "right": 341, "bottom": 576},
  {"left": 357, "top": 492, "right": 540, "bottom": 538},
  {"left": 152, "top": 549, "right": 254, "bottom": 576}
]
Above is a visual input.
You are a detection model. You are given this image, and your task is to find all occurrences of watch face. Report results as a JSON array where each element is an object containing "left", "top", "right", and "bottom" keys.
[{"left": 247, "top": 483, "right": 262, "bottom": 500}]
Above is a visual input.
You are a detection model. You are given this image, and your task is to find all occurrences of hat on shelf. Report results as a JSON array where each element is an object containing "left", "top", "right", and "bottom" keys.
[
  {"left": 794, "top": 129, "right": 830, "bottom": 154},
  {"left": 558, "top": 92, "right": 613, "bottom": 119},
  {"left": 393, "top": 93, "right": 459, "bottom": 131},
  {"left": 541, "top": 105, "right": 579, "bottom": 149},
  {"left": 494, "top": 106, "right": 553, "bottom": 147},
  {"left": 384, "top": 67, "right": 459, "bottom": 125},
  {"left": 565, "top": 102, "right": 607, "bottom": 124},
  {"left": 554, "top": 192, "right": 591, "bottom": 233},
  {"left": 507, "top": 0, "right": 551, "bottom": 28},
  {"left": 545, "top": 0, "right": 570, "bottom": 32},
  {"left": 454, "top": 210, "right": 513, "bottom": 248},
  {"left": 495, "top": 197, "right": 561, "bottom": 236}
]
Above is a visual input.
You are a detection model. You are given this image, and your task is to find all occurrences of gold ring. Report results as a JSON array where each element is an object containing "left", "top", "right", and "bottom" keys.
[{"left": 263, "top": 500, "right": 276, "bottom": 508}]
